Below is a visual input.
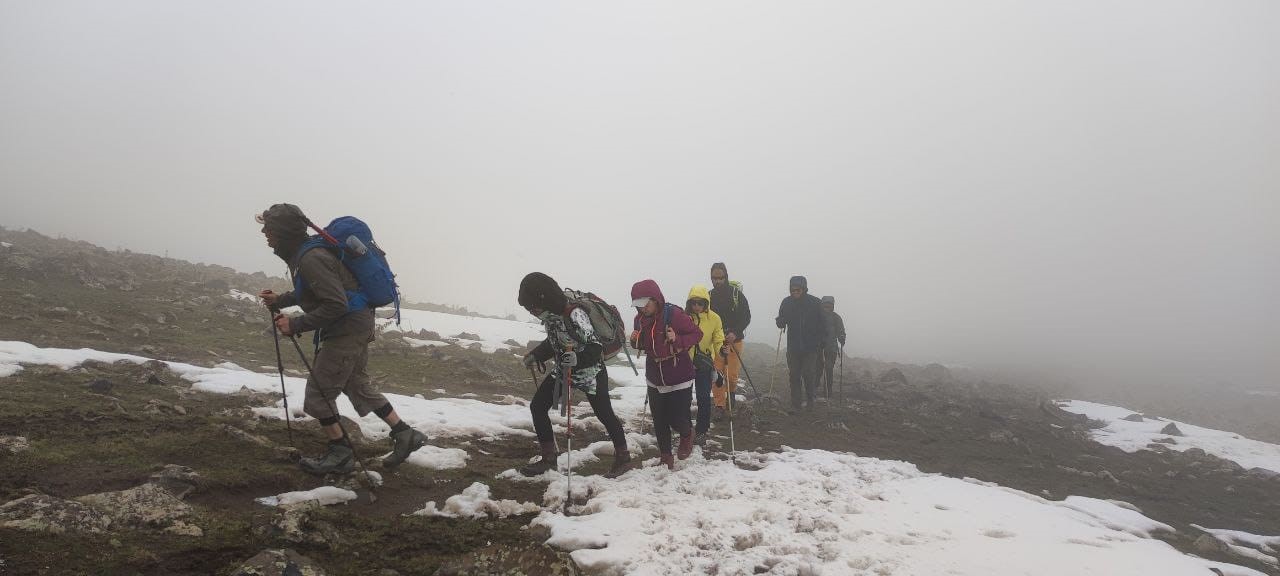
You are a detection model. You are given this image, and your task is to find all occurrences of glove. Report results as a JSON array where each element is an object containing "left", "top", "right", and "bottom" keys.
[
  {"left": 559, "top": 351, "right": 578, "bottom": 368},
  {"left": 522, "top": 353, "right": 538, "bottom": 370}
]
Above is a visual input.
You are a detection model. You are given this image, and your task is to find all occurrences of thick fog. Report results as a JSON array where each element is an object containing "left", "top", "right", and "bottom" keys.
[{"left": 2, "top": 1, "right": 1277, "bottom": 391}]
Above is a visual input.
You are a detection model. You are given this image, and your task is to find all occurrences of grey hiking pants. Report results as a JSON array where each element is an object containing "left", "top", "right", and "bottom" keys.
[{"left": 302, "top": 335, "right": 390, "bottom": 420}]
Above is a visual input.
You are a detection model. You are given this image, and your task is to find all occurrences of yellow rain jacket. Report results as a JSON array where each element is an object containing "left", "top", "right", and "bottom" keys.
[{"left": 686, "top": 284, "right": 725, "bottom": 362}]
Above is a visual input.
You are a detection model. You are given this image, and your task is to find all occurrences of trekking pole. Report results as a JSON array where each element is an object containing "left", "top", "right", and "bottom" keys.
[
  {"left": 726, "top": 371, "right": 735, "bottom": 455},
  {"left": 728, "top": 346, "right": 762, "bottom": 401},
  {"left": 268, "top": 309, "right": 294, "bottom": 447},
  {"left": 284, "top": 332, "right": 379, "bottom": 503},
  {"left": 769, "top": 328, "right": 784, "bottom": 396},
  {"left": 620, "top": 341, "right": 639, "bottom": 376},
  {"left": 839, "top": 345, "right": 845, "bottom": 403},
  {"left": 562, "top": 359, "right": 575, "bottom": 516}
]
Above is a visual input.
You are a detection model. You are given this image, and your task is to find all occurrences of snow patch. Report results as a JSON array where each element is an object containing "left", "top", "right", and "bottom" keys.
[
  {"left": 1057, "top": 400, "right": 1280, "bottom": 473},
  {"left": 529, "top": 447, "right": 1264, "bottom": 576},
  {"left": 255, "top": 486, "right": 357, "bottom": 507},
  {"left": 413, "top": 482, "right": 540, "bottom": 519},
  {"left": 403, "top": 445, "right": 470, "bottom": 470}
]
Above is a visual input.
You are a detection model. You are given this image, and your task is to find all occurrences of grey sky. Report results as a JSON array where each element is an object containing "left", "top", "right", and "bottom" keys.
[{"left": 2, "top": 1, "right": 1277, "bottom": 390}]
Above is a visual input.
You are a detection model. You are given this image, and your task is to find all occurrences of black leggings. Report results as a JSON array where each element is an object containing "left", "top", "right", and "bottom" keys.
[
  {"left": 530, "top": 367, "right": 627, "bottom": 450},
  {"left": 648, "top": 385, "right": 693, "bottom": 455}
]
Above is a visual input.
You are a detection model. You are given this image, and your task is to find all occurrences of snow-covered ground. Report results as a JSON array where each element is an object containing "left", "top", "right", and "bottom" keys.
[
  {"left": 528, "top": 448, "right": 1261, "bottom": 576},
  {"left": 1056, "top": 400, "right": 1280, "bottom": 473},
  {"left": 1194, "top": 525, "right": 1280, "bottom": 566},
  {"left": 381, "top": 307, "right": 545, "bottom": 354},
  {"left": 2, "top": 318, "right": 1274, "bottom": 575}
]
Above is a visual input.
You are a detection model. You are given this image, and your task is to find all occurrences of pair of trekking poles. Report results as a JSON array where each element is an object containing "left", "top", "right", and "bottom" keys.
[{"left": 268, "top": 309, "right": 380, "bottom": 502}]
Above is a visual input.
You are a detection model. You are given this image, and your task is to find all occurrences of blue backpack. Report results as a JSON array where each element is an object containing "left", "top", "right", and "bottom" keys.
[{"left": 292, "top": 216, "right": 401, "bottom": 324}]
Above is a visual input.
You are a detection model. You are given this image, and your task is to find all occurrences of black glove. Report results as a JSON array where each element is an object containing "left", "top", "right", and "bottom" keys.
[{"left": 559, "top": 351, "right": 578, "bottom": 368}]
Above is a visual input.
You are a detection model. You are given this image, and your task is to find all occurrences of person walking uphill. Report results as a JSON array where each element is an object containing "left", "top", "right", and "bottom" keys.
[
  {"left": 708, "top": 263, "right": 751, "bottom": 415},
  {"left": 630, "top": 279, "right": 703, "bottom": 469},
  {"left": 819, "top": 296, "right": 847, "bottom": 398},
  {"left": 256, "top": 203, "right": 427, "bottom": 475},
  {"left": 686, "top": 284, "right": 724, "bottom": 445},
  {"left": 775, "top": 276, "right": 825, "bottom": 411},
  {"left": 517, "top": 273, "right": 632, "bottom": 478}
]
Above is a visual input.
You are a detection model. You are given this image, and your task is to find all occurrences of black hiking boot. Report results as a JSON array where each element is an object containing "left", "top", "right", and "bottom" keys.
[
  {"left": 519, "top": 440, "right": 559, "bottom": 477},
  {"left": 383, "top": 428, "right": 428, "bottom": 469},
  {"left": 604, "top": 451, "right": 634, "bottom": 479},
  {"left": 299, "top": 442, "right": 354, "bottom": 476}
]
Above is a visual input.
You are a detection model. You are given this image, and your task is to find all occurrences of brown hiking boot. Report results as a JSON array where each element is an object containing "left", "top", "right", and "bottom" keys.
[
  {"left": 677, "top": 433, "right": 694, "bottom": 460},
  {"left": 658, "top": 453, "right": 675, "bottom": 470}
]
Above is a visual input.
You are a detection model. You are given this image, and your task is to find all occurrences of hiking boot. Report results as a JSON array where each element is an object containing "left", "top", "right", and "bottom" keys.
[
  {"left": 657, "top": 453, "right": 675, "bottom": 470},
  {"left": 693, "top": 433, "right": 708, "bottom": 448},
  {"left": 604, "top": 451, "right": 634, "bottom": 479},
  {"left": 383, "top": 427, "right": 428, "bottom": 469},
  {"left": 299, "top": 442, "right": 354, "bottom": 476},
  {"left": 677, "top": 433, "right": 694, "bottom": 460},
  {"left": 519, "top": 440, "right": 559, "bottom": 477}
]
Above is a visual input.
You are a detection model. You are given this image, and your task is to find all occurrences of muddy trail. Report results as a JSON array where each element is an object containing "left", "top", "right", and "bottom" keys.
[{"left": 2, "top": 353, "right": 1278, "bottom": 575}]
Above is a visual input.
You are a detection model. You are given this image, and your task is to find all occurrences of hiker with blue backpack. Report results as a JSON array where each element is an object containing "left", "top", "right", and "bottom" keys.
[
  {"left": 517, "top": 272, "right": 633, "bottom": 478},
  {"left": 256, "top": 204, "right": 427, "bottom": 476},
  {"left": 630, "top": 279, "right": 703, "bottom": 469}
]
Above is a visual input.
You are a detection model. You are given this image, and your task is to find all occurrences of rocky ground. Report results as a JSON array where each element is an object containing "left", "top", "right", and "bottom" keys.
[{"left": 1, "top": 228, "right": 1277, "bottom": 575}]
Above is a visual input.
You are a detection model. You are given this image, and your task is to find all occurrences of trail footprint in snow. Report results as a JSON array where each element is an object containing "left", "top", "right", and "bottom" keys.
[{"left": 983, "top": 529, "right": 1017, "bottom": 539}]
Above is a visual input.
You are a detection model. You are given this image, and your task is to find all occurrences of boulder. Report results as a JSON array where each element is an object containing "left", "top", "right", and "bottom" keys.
[
  {"left": 254, "top": 503, "right": 341, "bottom": 548},
  {"left": 1121, "top": 413, "right": 1144, "bottom": 422},
  {"left": 75, "top": 482, "right": 200, "bottom": 536},
  {"left": 455, "top": 332, "right": 482, "bottom": 341},
  {"left": 231, "top": 549, "right": 328, "bottom": 576},
  {"left": 0, "top": 435, "right": 29, "bottom": 454},
  {"left": 87, "top": 379, "right": 114, "bottom": 395},
  {"left": 1193, "top": 534, "right": 1230, "bottom": 555},
  {"left": 0, "top": 494, "right": 111, "bottom": 534},
  {"left": 148, "top": 465, "right": 201, "bottom": 500},
  {"left": 878, "top": 368, "right": 908, "bottom": 385},
  {"left": 1159, "top": 422, "right": 1183, "bottom": 437}
]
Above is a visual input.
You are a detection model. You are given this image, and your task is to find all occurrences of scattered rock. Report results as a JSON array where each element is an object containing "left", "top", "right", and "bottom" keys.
[
  {"left": 1121, "top": 413, "right": 1144, "bottom": 422},
  {"left": 503, "top": 339, "right": 523, "bottom": 348},
  {"left": 1159, "top": 422, "right": 1183, "bottom": 437},
  {"left": 148, "top": 465, "right": 201, "bottom": 499},
  {"left": 87, "top": 379, "right": 114, "bottom": 395},
  {"left": 143, "top": 399, "right": 187, "bottom": 417},
  {"left": 0, "top": 435, "right": 30, "bottom": 454},
  {"left": 142, "top": 372, "right": 166, "bottom": 386},
  {"left": 231, "top": 549, "right": 329, "bottom": 576},
  {"left": 455, "top": 332, "right": 482, "bottom": 341},
  {"left": 40, "top": 306, "right": 74, "bottom": 319},
  {"left": 1193, "top": 534, "right": 1230, "bottom": 555},
  {"left": 418, "top": 330, "right": 443, "bottom": 341},
  {"left": 129, "top": 324, "right": 151, "bottom": 338},
  {"left": 137, "top": 345, "right": 160, "bottom": 355},
  {"left": 878, "top": 368, "right": 908, "bottom": 385},
  {"left": 255, "top": 503, "right": 341, "bottom": 548},
  {"left": 75, "top": 483, "right": 200, "bottom": 536},
  {"left": 431, "top": 542, "right": 579, "bottom": 576},
  {"left": 0, "top": 494, "right": 111, "bottom": 534},
  {"left": 1152, "top": 437, "right": 1177, "bottom": 445}
]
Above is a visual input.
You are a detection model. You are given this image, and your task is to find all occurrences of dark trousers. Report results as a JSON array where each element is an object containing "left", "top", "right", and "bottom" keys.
[
  {"left": 530, "top": 368, "right": 627, "bottom": 450},
  {"left": 786, "top": 348, "right": 820, "bottom": 408},
  {"left": 648, "top": 386, "right": 692, "bottom": 455},
  {"left": 693, "top": 366, "right": 713, "bottom": 435},
  {"left": 820, "top": 346, "right": 839, "bottom": 396}
]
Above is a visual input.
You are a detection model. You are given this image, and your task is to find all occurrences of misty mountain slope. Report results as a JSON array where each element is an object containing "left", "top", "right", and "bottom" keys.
[{"left": 1, "top": 229, "right": 1279, "bottom": 575}]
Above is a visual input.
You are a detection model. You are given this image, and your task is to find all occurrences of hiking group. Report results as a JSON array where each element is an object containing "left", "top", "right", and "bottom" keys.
[{"left": 253, "top": 204, "right": 847, "bottom": 478}]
